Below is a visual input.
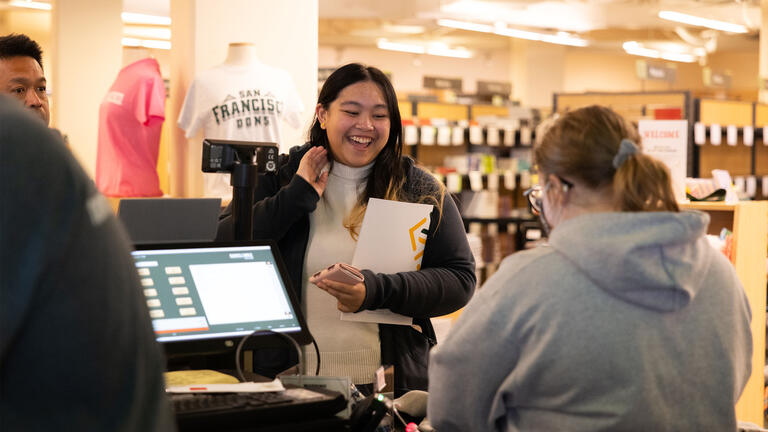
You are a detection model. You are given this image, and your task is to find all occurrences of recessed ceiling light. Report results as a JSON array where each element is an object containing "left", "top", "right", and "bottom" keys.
[
  {"left": 437, "top": 19, "right": 493, "bottom": 33},
  {"left": 377, "top": 40, "right": 425, "bottom": 55},
  {"left": 658, "top": 11, "right": 747, "bottom": 33},
  {"left": 622, "top": 41, "right": 697, "bottom": 63},
  {"left": 381, "top": 24, "right": 425, "bottom": 35},
  {"left": 123, "top": 26, "right": 171, "bottom": 41},
  {"left": 9, "top": 1, "right": 51, "bottom": 11},
  {"left": 436, "top": 19, "right": 588, "bottom": 47},
  {"left": 493, "top": 23, "right": 589, "bottom": 47},
  {"left": 121, "top": 37, "right": 171, "bottom": 50},
  {"left": 377, "top": 39, "right": 473, "bottom": 59},
  {"left": 121, "top": 12, "right": 171, "bottom": 26}
]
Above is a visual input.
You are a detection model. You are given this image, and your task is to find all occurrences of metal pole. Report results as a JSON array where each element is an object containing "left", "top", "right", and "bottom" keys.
[{"left": 230, "top": 162, "right": 258, "bottom": 241}]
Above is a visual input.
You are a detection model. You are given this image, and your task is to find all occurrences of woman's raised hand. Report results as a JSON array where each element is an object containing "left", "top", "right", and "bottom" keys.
[{"left": 297, "top": 146, "right": 330, "bottom": 197}]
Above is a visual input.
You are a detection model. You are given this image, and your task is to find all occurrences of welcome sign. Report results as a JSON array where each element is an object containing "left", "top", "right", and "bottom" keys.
[{"left": 637, "top": 120, "right": 689, "bottom": 203}]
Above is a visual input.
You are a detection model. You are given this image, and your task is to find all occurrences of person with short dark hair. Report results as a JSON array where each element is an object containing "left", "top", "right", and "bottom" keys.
[
  {"left": 217, "top": 63, "right": 476, "bottom": 396},
  {"left": 0, "top": 33, "right": 49, "bottom": 125},
  {"left": 0, "top": 96, "right": 174, "bottom": 431},
  {"left": 428, "top": 105, "right": 752, "bottom": 431}
]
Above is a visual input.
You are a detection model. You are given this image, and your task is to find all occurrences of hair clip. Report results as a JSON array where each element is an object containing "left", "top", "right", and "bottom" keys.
[{"left": 612, "top": 138, "right": 639, "bottom": 169}]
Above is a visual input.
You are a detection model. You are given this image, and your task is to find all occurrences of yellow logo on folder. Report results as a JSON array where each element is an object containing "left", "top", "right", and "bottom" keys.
[{"left": 409, "top": 217, "right": 429, "bottom": 270}]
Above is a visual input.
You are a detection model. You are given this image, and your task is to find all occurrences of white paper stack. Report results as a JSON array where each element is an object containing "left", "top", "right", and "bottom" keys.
[
  {"left": 437, "top": 126, "right": 451, "bottom": 146},
  {"left": 403, "top": 125, "right": 419, "bottom": 146},
  {"left": 726, "top": 125, "right": 737, "bottom": 146},
  {"left": 694, "top": 122, "right": 706, "bottom": 145},
  {"left": 486, "top": 127, "right": 500, "bottom": 146},
  {"left": 743, "top": 126, "right": 754, "bottom": 146},
  {"left": 469, "top": 125, "right": 483, "bottom": 145},
  {"left": 420, "top": 125, "right": 436, "bottom": 145},
  {"left": 710, "top": 124, "right": 722, "bottom": 145}
]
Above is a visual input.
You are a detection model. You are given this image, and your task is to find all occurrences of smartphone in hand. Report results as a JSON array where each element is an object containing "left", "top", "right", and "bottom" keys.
[{"left": 309, "top": 263, "right": 364, "bottom": 285}]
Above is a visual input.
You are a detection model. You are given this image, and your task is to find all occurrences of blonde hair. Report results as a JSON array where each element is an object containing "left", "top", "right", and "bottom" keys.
[
  {"left": 534, "top": 105, "right": 678, "bottom": 212},
  {"left": 343, "top": 162, "right": 445, "bottom": 240}
]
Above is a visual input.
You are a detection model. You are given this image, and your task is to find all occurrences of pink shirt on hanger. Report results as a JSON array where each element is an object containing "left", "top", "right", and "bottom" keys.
[{"left": 96, "top": 58, "right": 166, "bottom": 197}]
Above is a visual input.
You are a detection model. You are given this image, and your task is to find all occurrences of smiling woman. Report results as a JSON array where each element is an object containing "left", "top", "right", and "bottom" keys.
[
  {"left": 217, "top": 63, "right": 477, "bottom": 396},
  {"left": 316, "top": 80, "right": 390, "bottom": 168},
  {"left": 309, "top": 65, "right": 408, "bottom": 239}
]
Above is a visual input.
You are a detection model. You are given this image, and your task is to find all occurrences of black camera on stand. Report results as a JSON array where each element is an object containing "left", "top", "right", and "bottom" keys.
[{"left": 202, "top": 139, "right": 278, "bottom": 241}]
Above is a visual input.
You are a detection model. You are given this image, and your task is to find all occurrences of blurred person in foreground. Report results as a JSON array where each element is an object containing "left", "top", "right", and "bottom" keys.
[
  {"left": 0, "top": 95, "right": 174, "bottom": 431},
  {"left": 428, "top": 105, "right": 752, "bottom": 431}
]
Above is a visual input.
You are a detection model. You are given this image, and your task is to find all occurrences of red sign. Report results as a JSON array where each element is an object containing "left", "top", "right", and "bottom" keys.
[{"left": 653, "top": 108, "right": 683, "bottom": 120}]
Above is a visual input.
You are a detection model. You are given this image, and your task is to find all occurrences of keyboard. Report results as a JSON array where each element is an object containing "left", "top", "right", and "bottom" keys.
[{"left": 170, "top": 386, "right": 347, "bottom": 431}]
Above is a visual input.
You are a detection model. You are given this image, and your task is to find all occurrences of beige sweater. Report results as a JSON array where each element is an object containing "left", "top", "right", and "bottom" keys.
[{"left": 302, "top": 161, "right": 380, "bottom": 385}]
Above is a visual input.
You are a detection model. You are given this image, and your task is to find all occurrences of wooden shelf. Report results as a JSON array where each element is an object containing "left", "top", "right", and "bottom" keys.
[
  {"left": 756, "top": 104, "right": 768, "bottom": 127},
  {"left": 471, "top": 104, "right": 510, "bottom": 120},
  {"left": 696, "top": 100, "right": 756, "bottom": 178},
  {"left": 681, "top": 201, "right": 736, "bottom": 212},
  {"left": 399, "top": 100, "right": 413, "bottom": 120},
  {"left": 681, "top": 201, "right": 768, "bottom": 425},
  {"left": 698, "top": 99, "right": 753, "bottom": 127},
  {"left": 553, "top": 91, "right": 689, "bottom": 122},
  {"left": 416, "top": 102, "right": 469, "bottom": 121}
]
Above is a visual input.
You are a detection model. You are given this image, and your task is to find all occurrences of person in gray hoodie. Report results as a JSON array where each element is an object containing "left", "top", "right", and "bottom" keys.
[{"left": 427, "top": 105, "right": 752, "bottom": 432}]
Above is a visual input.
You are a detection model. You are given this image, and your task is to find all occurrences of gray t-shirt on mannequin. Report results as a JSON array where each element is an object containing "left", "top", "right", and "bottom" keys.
[{"left": 0, "top": 96, "right": 175, "bottom": 431}]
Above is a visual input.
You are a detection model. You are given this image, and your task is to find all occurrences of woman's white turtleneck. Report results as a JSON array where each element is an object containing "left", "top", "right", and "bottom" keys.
[{"left": 303, "top": 160, "right": 380, "bottom": 384}]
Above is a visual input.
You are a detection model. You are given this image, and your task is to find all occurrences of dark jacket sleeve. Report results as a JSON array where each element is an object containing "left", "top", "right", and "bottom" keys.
[
  {"left": 359, "top": 168, "right": 476, "bottom": 318},
  {"left": 217, "top": 143, "right": 319, "bottom": 241}
]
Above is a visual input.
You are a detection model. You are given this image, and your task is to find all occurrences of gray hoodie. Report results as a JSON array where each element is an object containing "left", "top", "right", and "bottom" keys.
[{"left": 428, "top": 210, "right": 752, "bottom": 432}]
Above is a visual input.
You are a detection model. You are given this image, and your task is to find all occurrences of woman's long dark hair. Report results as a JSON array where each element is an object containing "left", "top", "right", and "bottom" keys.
[{"left": 309, "top": 63, "right": 413, "bottom": 238}]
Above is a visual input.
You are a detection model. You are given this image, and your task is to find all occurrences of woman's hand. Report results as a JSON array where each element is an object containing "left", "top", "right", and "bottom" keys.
[
  {"left": 297, "top": 146, "right": 329, "bottom": 197},
  {"left": 315, "top": 279, "right": 366, "bottom": 313}
]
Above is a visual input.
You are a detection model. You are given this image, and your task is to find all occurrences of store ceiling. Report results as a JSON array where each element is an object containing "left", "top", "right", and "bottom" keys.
[
  {"left": 2, "top": 0, "right": 759, "bottom": 57},
  {"left": 317, "top": 0, "right": 760, "bottom": 55}
]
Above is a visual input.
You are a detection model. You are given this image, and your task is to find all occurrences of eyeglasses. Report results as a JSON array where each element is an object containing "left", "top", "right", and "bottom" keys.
[{"left": 523, "top": 176, "right": 574, "bottom": 215}]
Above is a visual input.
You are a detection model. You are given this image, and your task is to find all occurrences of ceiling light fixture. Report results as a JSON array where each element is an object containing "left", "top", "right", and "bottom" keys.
[
  {"left": 8, "top": 1, "right": 51, "bottom": 10},
  {"left": 437, "top": 19, "right": 493, "bottom": 33},
  {"left": 381, "top": 24, "right": 426, "bottom": 35},
  {"left": 426, "top": 43, "right": 473, "bottom": 59},
  {"left": 658, "top": 11, "right": 747, "bottom": 33},
  {"left": 121, "top": 12, "right": 171, "bottom": 26},
  {"left": 377, "top": 39, "right": 473, "bottom": 59},
  {"left": 122, "top": 37, "right": 171, "bottom": 50},
  {"left": 437, "top": 19, "right": 589, "bottom": 47},
  {"left": 123, "top": 26, "right": 171, "bottom": 40},
  {"left": 3, "top": 4, "right": 173, "bottom": 30},
  {"left": 494, "top": 23, "right": 589, "bottom": 47},
  {"left": 377, "top": 40, "right": 425, "bottom": 55},
  {"left": 622, "top": 41, "right": 697, "bottom": 63}
]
